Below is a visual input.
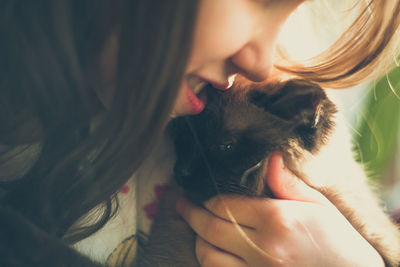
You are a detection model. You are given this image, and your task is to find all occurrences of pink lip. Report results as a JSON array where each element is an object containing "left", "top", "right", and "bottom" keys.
[
  {"left": 210, "top": 82, "right": 231, "bottom": 90},
  {"left": 185, "top": 82, "right": 207, "bottom": 115},
  {"left": 183, "top": 75, "right": 232, "bottom": 115}
]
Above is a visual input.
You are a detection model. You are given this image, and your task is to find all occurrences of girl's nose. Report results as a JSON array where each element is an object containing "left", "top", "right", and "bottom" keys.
[
  {"left": 230, "top": 39, "right": 276, "bottom": 82},
  {"left": 229, "top": 2, "right": 304, "bottom": 83}
]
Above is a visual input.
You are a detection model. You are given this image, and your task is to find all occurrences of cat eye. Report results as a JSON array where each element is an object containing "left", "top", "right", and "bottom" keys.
[{"left": 219, "top": 143, "right": 234, "bottom": 151}]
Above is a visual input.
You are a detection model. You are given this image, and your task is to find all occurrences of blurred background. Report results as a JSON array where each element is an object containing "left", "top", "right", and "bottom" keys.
[
  {"left": 279, "top": 0, "right": 400, "bottom": 222},
  {"left": 353, "top": 65, "right": 400, "bottom": 223}
]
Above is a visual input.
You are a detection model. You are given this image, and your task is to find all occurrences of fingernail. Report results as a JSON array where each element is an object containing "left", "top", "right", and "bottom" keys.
[
  {"left": 278, "top": 154, "right": 286, "bottom": 170},
  {"left": 269, "top": 153, "right": 285, "bottom": 170}
]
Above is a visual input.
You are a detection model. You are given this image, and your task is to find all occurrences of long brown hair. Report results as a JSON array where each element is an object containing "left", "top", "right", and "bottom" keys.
[
  {"left": 277, "top": 0, "right": 400, "bottom": 88},
  {"left": 0, "top": 0, "right": 198, "bottom": 243}
]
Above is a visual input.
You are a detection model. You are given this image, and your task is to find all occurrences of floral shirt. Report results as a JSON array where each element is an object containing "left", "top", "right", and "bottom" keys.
[{"left": 72, "top": 133, "right": 176, "bottom": 266}]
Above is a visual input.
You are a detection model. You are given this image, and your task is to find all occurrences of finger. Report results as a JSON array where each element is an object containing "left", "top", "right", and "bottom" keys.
[
  {"left": 196, "top": 236, "right": 247, "bottom": 267},
  {"left": 176, "top": 197, "right": 258, "bottom": 257},
  {"left": 266, "top": 153, "right": 329, "bottom": 204},
  {"left": 203, "top": 194, "right": 280, "bottom": 228}
]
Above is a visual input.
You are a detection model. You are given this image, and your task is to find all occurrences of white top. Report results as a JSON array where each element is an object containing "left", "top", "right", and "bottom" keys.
[{"left": 72, "top": 133, "right": 176, "bottom": 265}]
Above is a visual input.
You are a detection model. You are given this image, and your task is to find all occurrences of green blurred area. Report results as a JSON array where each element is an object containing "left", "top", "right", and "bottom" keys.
[{"left": 353, "top": 66, "right": 400, "bottom": 182}]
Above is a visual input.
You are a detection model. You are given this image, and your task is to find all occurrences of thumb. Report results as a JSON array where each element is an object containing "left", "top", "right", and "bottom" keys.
[{"left": 265, "top": 153, "right": 328, "bottom": 204}]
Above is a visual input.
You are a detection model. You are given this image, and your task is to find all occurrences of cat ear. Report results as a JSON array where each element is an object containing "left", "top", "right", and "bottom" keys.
[{"left": 249, "top": 79, "right": 325, "bottom": 128}]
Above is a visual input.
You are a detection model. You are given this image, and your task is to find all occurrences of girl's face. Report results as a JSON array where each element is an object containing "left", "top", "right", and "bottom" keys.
[{"left": 171, "top": 0, "right": 305, "bottom": 117}]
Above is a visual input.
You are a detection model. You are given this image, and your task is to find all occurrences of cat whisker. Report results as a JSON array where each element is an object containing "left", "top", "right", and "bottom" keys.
[{"left": 240, "top": 160, "right": 264, "bottom": 186}]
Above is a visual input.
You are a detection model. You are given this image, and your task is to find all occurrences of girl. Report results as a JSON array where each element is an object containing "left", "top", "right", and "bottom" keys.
[{"left": 0, "top": 0, "right": 399, "bottom": 266}]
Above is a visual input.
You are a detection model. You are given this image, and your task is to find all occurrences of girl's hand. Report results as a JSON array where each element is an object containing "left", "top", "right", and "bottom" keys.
[{"left": 176, "top": 153, "right": 385, "bottom": 267}]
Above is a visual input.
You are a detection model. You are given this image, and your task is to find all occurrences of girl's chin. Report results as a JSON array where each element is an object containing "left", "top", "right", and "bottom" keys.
[
  {"left": 170, "top": 101, "right": 190, "bottom": 118},
  {"left": 170, "top": 107, "right": 185, "bottom": 118},
  {"left": 170, "top": 103, "right": 199, "bottom": 118}
]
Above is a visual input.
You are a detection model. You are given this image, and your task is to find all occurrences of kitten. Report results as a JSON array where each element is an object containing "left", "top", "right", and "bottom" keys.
[
  {"left": 172, "top": 79, "right": 335, "bottom": 204},
  {"left": 137, "top": 79, "right": 400, "bottom": 266}
]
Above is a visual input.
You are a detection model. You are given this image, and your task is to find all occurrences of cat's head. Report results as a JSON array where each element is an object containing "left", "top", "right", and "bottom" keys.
[{"left": 169, "top": 79, "right": 337, "bottom": 204}]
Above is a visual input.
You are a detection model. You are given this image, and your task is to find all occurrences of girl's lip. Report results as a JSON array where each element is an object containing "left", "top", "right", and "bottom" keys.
[
  {"left": 183, "top": 74, "right": 236, "bottom": 115},
  {"left": 210, "top": 81, "right": 230, "bottom": 90},
  {"left": 197, "top": 77, "right": 229, "bottom": 91},
  {"left": 185, "top": 81, "right": 207, "bottom": 114},
  {"left": 197, "top": 75, "right": 236, "bottom": 91}
]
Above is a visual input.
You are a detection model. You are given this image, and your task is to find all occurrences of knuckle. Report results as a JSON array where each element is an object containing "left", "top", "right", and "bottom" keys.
[
  {"left": 204, "top": 218, "right": 223, "bottom": 237},
  {"left": 206, "top": 196, "right": 226, "bottom": 215},
  {"left": 259, "top": 200, "right": 281, "bottom": 220},
  {"left": 195, "top": 238, "right": 218, "bottom": 267},
  {"left": 206, "top": 195, "right": 243, "bottom": 217},
  {"left": 199, "top": 253, "right": 216, "bottom": 267},
  {"left": 262, "top": 202, "right": 295, "bottom": 232},
  {"left": 258, "top": 243, "right": 294, "bottom": 267},
  {"left": 266, "top": 243, "right": 287, "bottom": 261}
]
